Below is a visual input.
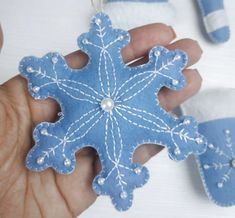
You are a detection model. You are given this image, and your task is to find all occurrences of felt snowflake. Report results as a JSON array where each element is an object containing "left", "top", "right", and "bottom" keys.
[
  {"left": 197, "top": 118, "right": 235, "bottom": 206},
  {"left": 19, "top": 13, "right": 207, "bottom": 211}
]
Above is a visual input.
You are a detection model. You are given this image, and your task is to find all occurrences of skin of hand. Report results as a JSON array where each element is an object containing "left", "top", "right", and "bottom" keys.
[{"left": 0, "top": 24, "right": 203, "bottom": 218}]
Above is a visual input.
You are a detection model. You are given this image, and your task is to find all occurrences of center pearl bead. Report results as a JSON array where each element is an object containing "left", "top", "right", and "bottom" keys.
[{"left": 100, "top": 98, "right": 114, "bottom": 112}]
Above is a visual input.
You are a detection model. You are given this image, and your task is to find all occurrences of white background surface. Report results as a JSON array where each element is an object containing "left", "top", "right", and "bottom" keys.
[{"left": 0, "top": 0, "right": 235, "bottom": 217}]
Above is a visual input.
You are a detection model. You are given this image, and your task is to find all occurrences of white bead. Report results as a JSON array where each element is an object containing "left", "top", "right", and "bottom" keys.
[
  {"left": 231, "top": 159, "right": 235, "bottom": 168},
  {"left": 195, "top": 137, "right": 203, "bottom": 144},
  {"left": 120, "top": 191, "right": 128, "bottom": 199},
  {"left": 174, "top": 147, "right": 181, "bottom": 155},
  {"left": 52, "top": 56, "right": 58, "bottom": 64},
  {"left": 183, "top": 118, "right": 191, "bottom": 125},
  {"left": 58, "top": 112, "right": 63, "bottom": 117},
  {"left": 203, "top": 164, "right": 210, "bottom": 170},
  {"left": 37, "top": 156, "right": 44, "bottom": 165},
  {"left": 224, "top": 129, "right": 230, "bottom": 134},
  {"left": 26, "top": 66, "right": 34, "bottom": 73},
  {"left": 95, "top": 18, "right": 101, "bottom": 25},
  {"left": 98, "top": 177, "right": 105, "bottom": 186},
  {"left": 118, "top": 35, "right": 124, "bottom": 41},
  {"left": 100, "top": 98, "right": 114, "bottom": 112},
  {"left": 217, "top": 182, "right": 223, "bottom": 188},
  {"left": 154, "top": 51, "right": 161, "bottom": 57},
  {"left": 40, "top": 128, "right": 48, "bottom": 135},
  {"left": 208, "top": 143, "right": 214, "bottom": 149},
  {"left": 175, "top": 54, "right": 181, "bottom": 60},
  {"left": 32, "top": 86, "right": 40, "bottom": 93},
  {"left": 64, "top": 159, "right": 71, "bottom": 167},
  {"left": 172, "top": 79, "right": 179, "bottom": 86},
  {"left": 82, "top": 39, "right": 88, "bottom": 44},
  {"left": 134, "top": 167, "right": 142, "bottom": 175}
]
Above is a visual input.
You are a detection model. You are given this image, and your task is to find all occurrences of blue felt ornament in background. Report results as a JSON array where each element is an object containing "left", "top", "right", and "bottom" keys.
[
  {"left": 19, "top": 13, "right": 207, "bottom": 211},
  {"left": 181, "top": 89, "right": 235, "bottom": 207},
  {"left": 105, "top": 0, "right": 230, "bottom": 44},
  {"left": 197, "top": 0, "right": 230, "bottom": 43}
]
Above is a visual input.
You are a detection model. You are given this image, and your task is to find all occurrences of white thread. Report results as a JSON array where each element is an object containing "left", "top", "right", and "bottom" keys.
[
  {"left": 120, "top": 104, "right": 170, "bottom": 129},
  {"left": 104, "top": 115, "right": 116, "bottom": 163},
  {"left": 58, "top": 79, "right": 104, "bottom": 98},
  {"left": 67, "top": 110, "right": 102, "bottom": 141},
  {"left": 117, "top": 105, "right": 169, "bottom": 131},
  {"left": 116, "top": 73, "right": 155, "bottom": 100},
  {"left": 115, "top": 108, "right": 168, "bottom": 134}
]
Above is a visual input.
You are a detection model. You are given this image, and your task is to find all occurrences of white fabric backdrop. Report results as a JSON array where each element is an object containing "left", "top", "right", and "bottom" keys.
[{"left": 0, "top": 0, "right": 235, "bottom": 217}]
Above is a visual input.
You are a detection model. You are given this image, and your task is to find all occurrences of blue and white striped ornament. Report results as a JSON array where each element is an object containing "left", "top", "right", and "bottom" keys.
[{"left": 197, "top": 0, "right": 230, "bottom": 43}]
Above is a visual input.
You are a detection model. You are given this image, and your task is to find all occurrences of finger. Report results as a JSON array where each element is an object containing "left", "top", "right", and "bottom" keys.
[
  {"left": 2, "top": 76, "right": 59, "bottom": 124},
  {"left": 65, "top": 23, "right": 176, "bottom": 69},
  {"left": 129, "top": 38, "right": 203, "bottom": 67},
  {"left": 167, "top": 39, "right": 203, "bottom": 67},
  {"left": 133, "top": 144, "right": 163, "bottom": 164},
  {"left": 158, "top": 69, "right": 202, "bottom": 111}
]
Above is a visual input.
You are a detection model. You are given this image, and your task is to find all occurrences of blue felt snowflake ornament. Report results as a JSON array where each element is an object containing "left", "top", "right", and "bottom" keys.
[{"left": 19, "top": 13, "right": 207, "bottom": 211}]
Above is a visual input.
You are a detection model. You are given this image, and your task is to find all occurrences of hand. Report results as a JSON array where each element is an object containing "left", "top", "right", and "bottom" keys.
[{"left": 0, "top": 24, "right": 202, "bottom": 218}]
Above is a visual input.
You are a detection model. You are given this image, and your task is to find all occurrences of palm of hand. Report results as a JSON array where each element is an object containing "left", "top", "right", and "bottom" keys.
[{"left": 0, "top": 24, "right": 202, "bottom": 218}]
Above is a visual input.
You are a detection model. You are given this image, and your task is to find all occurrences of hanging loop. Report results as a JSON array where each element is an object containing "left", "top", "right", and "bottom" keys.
[{"left": 91, "top": 0, "right": 105, "bottom": 12}]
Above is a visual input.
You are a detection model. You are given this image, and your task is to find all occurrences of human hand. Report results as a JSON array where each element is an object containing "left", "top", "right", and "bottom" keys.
[{"left": 0, "top": 24, "right": 202, "bottom": 218}]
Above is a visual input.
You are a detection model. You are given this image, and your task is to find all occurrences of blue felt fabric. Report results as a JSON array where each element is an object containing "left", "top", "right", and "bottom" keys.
[
  {"left": 19, "top": 13, "right": 207, "bottom": 211},
  {"left": 197, "top": 0, "right": 230, "bottom": 43},
  {"left": 197, "top": 118, "right": 235, "bottom": 207}
]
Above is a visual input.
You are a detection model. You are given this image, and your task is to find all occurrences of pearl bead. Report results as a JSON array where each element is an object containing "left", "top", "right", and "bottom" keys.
[
  {"left": 174, "top": 147, "right": 181, "bottom": 155},
  {"left": 52, "top": 56, "right": 58, "bottom": 64},
  {"left": 134, "top": 167, "right": 142, "bottom": 175},
  {"left": 58, "top": 112, "right": 63, "bottom": 117},
  {"left": 27, "top": 66, "right": 34, "bottom": 73},
  {"left": 98, "top": 177, "right": 105, "bottom": 186},
  {"left": 175, "top": 54, "right": 181, "bottom": 60},
  {"left": 195, "top": 137, "right": 203, "bottom": 144},
  {"left": 172, "top": 79, "right": 179, "bottom": 86},
  {"left": 231, "top": 159, "right": 235, "bottom": 168},
  {"left": 203, "top": 164, "right": 210, "bottom": 170},
  {"left": 83, "top": 39, "right": 88, "bottom": 44},
  {"left": 120, "top": 191, "right": 128, "bottom": 199},
  {"left": 37, "top": 156, "right": 44, "bottom": 165},
  {"left": 224, "top": 129, "right": 230, "bottom": 134},
  {"left": 95, "top": 18, "right": 101, "bottom": 25},
  {"left": 100, "top": 98, "right": 114, "bottom": 112},
  {"left": 154, "top": 51, "right": 161, "bottom": 57},
  {"left": 64, "top": 159, "right": 71, "bottom": 167},
  {"left": 183, "top": 118, "right": 191, "bottom": 125},
  {"left": 208, "top": 143, "right": 214, "bottom": 149},
  {"left": 118, "top": 35, "right": 124, "bottom": 41},
  {"left": 32, "top": 86, "right": 40, "bottom": 93},
  {"left": 217, "top": 182, "right": 223, "bottom": 188},
  {"left": 40, "top": 128, "right": 48, "bottom": 135}
]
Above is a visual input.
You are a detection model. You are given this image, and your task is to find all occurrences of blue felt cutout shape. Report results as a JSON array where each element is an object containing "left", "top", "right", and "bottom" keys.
[
  {"left": 197, "top": 118, "right": 235, "bottom": 207},
  {"left": 19, "top": 13, "right": 207, "bottom": 211}
]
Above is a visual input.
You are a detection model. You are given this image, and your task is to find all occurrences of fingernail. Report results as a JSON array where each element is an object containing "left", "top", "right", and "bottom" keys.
[{"left": 168, "top": 26, "right": 177, "bottom": 39}]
